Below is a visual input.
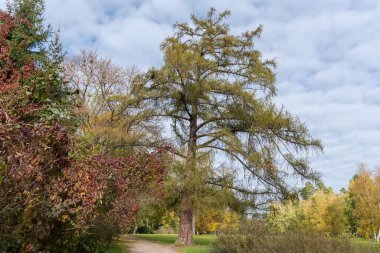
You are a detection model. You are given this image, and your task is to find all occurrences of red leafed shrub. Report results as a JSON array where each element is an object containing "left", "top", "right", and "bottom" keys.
[
  {"left": 0, "top": 12, "right": 35, "bottom": 115},
  {"left": 49, "top": 151, "right": 167, "bottom": 232},
  {"left": 0, "top": 12, "right": 34, "bottom": 94},
  {"left": 0, "top": 115, "right": 167, "bottom": 251}
]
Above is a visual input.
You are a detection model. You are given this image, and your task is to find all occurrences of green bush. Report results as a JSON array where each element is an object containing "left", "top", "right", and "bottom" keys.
[
  {"left": 211, "top": 221, "right": 378, "bottom": 253},
  {"left": 77, "top": 216, "right": 121, "bottom": 252},
  {"left": 136, "top": 225, "right": 154, "bottom": 234},
  {"left": 0, "top": 235, "right": 22, "bottom": 253},
  {"left": 46, "top": 216, "right": 121, "bottom": 253}
]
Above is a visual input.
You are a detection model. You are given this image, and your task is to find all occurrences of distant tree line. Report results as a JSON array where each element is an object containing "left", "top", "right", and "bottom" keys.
[{"left": 266, "top": 164, "right": 380, "bottom": 241}]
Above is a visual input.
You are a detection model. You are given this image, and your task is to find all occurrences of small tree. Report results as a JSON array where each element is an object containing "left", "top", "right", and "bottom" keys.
[
  {"left": 64, "top": 50, "right": 160, "bottom": 154},
  {"left": 138, "top": 8, "right": 322, "bottom": 245},
  {"left": 349, "top": 165, "right": 380, "bottom": 240}
]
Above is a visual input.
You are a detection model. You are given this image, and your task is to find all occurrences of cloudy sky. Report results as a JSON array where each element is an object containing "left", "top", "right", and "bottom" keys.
[{"left": 3, "top": 0, "right": 380, "bottom": 190}]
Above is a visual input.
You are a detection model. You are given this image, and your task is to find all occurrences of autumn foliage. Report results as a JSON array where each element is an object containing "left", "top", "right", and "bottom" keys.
[
  {"left": 348, "top": 166, "right": 380, "bottom": 240},
  {"left": 0, "top": 8, "right": 166, "bottom": 253}
]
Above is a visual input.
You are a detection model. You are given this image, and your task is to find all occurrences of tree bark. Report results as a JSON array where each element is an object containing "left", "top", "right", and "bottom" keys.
[
  {"left": 177, "top": 114, "right": 197, "bottom": 245},
  {"left": 133, "top": 226, "right": 137, "bottom": 234},
  {"left": 192, "top": 212, "right": 196, "bottom": 235},
  {"left": 177, "top": 197, "right": 194, "bottom": 245}
]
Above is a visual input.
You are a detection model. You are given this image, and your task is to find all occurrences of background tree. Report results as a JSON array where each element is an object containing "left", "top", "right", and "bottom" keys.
[
  {"left": 266, "top": 201, "right": 302, "bottom": 233},
  {"left": 301, "top": 190, "right": 348, "bottom": 236},
  {"left": 64, "top": 50, "right": 160, "bottom": 155},
  {"left": 300, "top": 182, "right": 317, "bottom": 200},
  {"left": 267, "top": 187, "right": 349, "bottom": 236},
  {"left": 345, "top": 185, "right": 359, "bottom": 235},
  {"left": 325, "top": 193, "right": 348, "bottom": 236},
  {"left": 195, "top": 208, "right": 220, "bottom": 234},
  {"left": 348, "top": 165, "right": 380, "bottom": 240},
  {"left": 137, "top": 8, "right": 322, "bottom": 245}
]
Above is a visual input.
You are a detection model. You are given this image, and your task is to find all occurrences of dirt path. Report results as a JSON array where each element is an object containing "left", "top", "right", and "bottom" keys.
[{"left": 119, "top": 235, "right": 178, "bottom": 253}]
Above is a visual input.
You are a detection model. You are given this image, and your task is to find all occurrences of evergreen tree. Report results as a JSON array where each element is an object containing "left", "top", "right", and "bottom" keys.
[
  {"left": 300, "top": 182, "right": 317, "bottom": 200},
  {"left": 6, "top": 0, "right": 74, "bottom": 125}
]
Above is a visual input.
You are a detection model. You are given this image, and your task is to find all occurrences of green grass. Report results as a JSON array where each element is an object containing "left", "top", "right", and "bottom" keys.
[
  {"left": 105, "top": 242, "right": 127, "bottom": 253},
  {"left": 131, "top": 234, "right": 380, "bottom": 253},
  {"left": 132, "top": 234, "right": 216, "bottom": 253},
  {"left": 179, "top": 245, "right": 213, "bottom": 253},
  {"left": 350, "top": 238, "right": 380, "bottom": 249}
]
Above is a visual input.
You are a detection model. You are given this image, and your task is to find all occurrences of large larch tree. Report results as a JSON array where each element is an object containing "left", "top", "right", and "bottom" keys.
[{"left": 137, "top": 9, "right": 322, "bottom": 245}]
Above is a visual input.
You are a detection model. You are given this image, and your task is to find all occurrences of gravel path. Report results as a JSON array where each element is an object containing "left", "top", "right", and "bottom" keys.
[{"left": 120, "top": 235, "right": 178, "bottom": 253}]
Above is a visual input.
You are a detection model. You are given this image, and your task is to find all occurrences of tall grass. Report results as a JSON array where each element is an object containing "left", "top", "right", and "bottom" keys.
[{"left": 211, "top": 221, "right": 379, "bottom": 253}]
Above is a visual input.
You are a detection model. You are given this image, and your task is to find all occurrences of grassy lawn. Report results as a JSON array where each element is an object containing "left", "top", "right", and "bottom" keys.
[
  {"left": 128, "top": 234, "right": 380, "bottom": 253},
  {"left": 178, "top": 245, "right": 212, "bottom": 253},
  {"left": 350, "top": 238, "right": 380, "bottom": 249},
  {"left": 105, "top": 242, "right": 128, "bottom": 253},
  {"left": 132, "top": 234, "right": 216, "bottom": 253}
]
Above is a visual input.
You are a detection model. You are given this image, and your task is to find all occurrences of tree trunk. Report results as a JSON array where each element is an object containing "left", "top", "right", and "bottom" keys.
[
  {"left": 192, "top": 212, "right": 196, "bottom": 235},
  {"left": 177, "top": 114, "right": 197, "bottom": 245},
  {"left": 376, "top": 228, "right": 380, "bottom": 242},
  {"left": 177, "top": 198, "right": 194, "bottom": 245},
  {"left": 133, "top": 225, "right": 137, "bottom": 234}
]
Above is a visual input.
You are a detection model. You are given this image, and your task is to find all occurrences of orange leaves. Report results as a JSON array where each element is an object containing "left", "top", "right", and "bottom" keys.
[{"left": 30, "top": 158, "right": 39, "bottom": 166}]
